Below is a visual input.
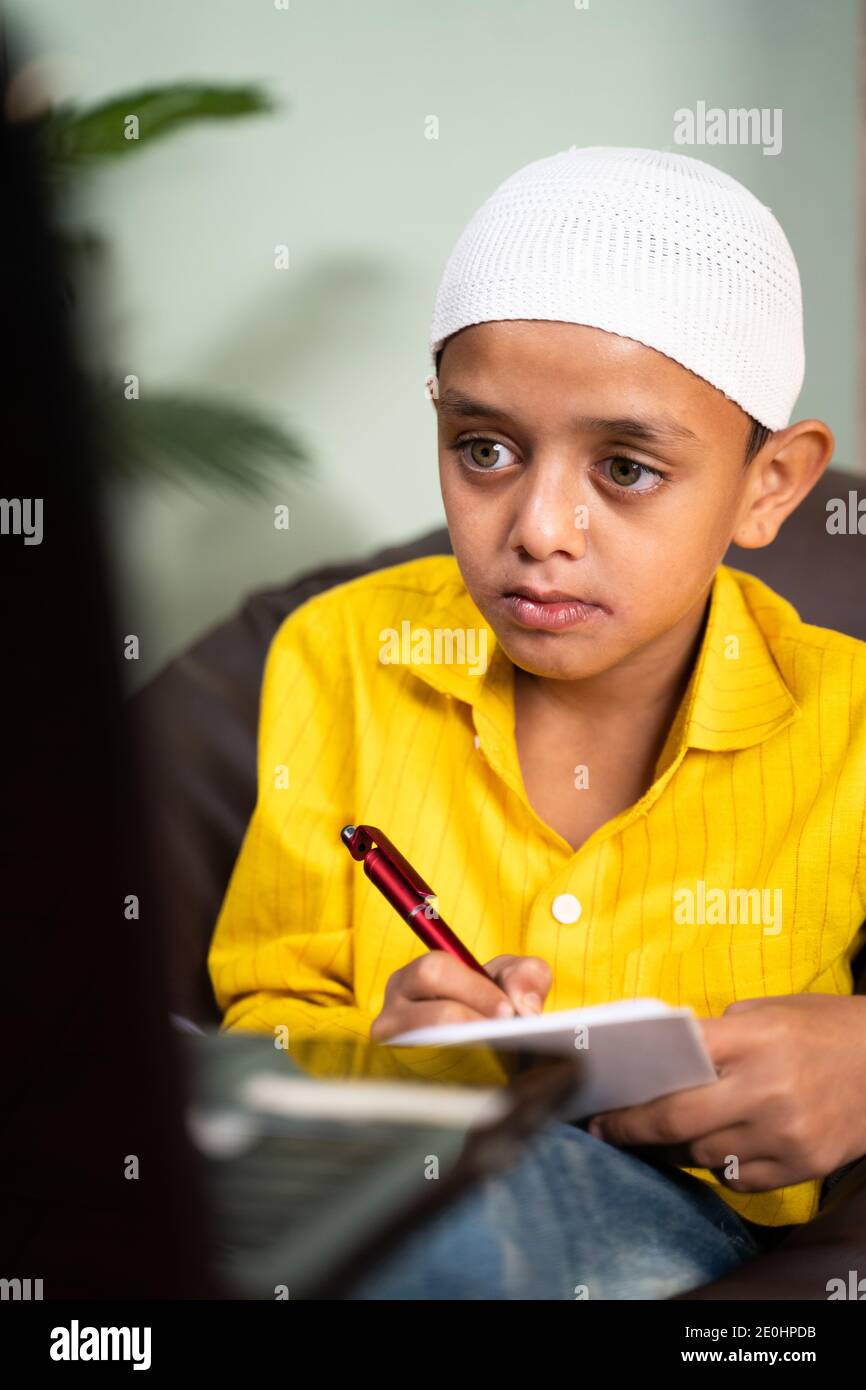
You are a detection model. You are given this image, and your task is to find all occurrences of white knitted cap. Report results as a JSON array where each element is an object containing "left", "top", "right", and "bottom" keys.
[{"left": 427, "top": 146, "right": 804, "bottom": 431}]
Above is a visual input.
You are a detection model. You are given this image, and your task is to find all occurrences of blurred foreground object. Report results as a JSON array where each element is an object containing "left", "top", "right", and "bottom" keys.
[{"left": 0, "top": 31, "right": 215, "bottom": 1297}]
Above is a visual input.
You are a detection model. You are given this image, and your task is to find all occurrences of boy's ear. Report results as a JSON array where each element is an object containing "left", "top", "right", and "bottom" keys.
[{"left": 731, "top": 418, "right": 835, "bottom": 550}]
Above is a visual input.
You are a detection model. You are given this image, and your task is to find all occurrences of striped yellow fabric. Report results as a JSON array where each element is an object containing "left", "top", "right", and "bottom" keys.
[{"left": 208, "top": 556, "right": 866, "bottom": 1227}]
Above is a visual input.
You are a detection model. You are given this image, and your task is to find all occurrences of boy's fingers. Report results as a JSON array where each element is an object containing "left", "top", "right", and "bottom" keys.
[
  {"left": 398, "top": 951, "right": 515, "bottom": 1017},
  {"left": 592, "top": 1074, "right": 742, "bottom": 1148},
  {"left": 698, "top": 1007, "right": 771, "bottom": 1070},
  {"left": 484, "top": 955, "right": 552, "bottom": 1014},
  {"left": 371, "top": 999, "right": 495, "bottom": 1043}
]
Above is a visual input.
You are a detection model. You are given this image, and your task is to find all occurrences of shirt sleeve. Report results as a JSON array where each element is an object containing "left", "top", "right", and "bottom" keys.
[
  {"left": 206, "top": 588, "right": 505, "bottom": 1087},
  {"left": 207, "top": 590, "right": 380, "bottom": 1070}
]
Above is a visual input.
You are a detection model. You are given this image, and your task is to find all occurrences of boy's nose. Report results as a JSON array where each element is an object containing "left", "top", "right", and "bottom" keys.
[{"left": 508, "top": 471, "right": 591, "bottom": 562}]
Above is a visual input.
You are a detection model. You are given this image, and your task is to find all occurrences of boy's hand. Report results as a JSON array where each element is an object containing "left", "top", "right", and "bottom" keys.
[
  {"left": 370, "top": 952, "right": 552, "bottom": 1043},
  {"left": 587, "top": 994, "right": 866, "bottom": 1192}
]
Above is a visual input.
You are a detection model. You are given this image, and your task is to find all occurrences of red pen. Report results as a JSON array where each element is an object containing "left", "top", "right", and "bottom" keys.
[{"left": 340, "top": 823, "right": 490, "bottom": 978}]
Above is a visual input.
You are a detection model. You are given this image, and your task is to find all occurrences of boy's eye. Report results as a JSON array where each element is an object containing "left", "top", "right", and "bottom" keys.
[
  {"left": 602, "top": 456, "right": 663, "bottom": 491},
  {"left": 452, "top": 439, "right": 665, "bottom": 492},
  {"left": 455, "top": 437, "right": 518, "bottom": 471}
]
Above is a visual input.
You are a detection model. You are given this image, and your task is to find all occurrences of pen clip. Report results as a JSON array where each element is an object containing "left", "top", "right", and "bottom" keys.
[{"left": 341, "top": 823, "right": 435, "bottom": 898}]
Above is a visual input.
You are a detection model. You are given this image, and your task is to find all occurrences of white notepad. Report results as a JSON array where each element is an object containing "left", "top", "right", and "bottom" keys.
[{"left": 389, "top": 998, "right": 718, "bottom": 1120}]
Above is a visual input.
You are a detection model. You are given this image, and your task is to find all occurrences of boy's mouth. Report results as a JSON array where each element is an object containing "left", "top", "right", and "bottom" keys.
[{"left": 500, "top": 586, "right": 610, "bottom": 632}]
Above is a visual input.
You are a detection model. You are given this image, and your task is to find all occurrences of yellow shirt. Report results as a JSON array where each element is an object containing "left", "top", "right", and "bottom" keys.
[{"left": 208, "top": 555, "right": 866, "bottom": 1227}]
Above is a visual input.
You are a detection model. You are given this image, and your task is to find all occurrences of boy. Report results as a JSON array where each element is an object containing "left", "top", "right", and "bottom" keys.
[{"left": 208, "top": 147, "right": 866, "bottom": 1298}]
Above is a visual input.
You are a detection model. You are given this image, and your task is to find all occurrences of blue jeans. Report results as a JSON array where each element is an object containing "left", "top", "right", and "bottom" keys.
[{"left": 348, "top": 1119, "right": 788, "bottom": 1300}]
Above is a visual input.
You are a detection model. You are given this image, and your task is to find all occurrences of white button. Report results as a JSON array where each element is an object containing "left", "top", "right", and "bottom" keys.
[
  {"left": 552, "top": 893, "right": 582, "bottom": 924},
  {"left": 473, "top": 734, "right": 480, "bottom": 748}
]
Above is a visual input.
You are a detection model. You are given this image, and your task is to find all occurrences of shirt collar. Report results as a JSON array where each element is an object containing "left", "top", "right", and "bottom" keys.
[
  {"left": 396, "top": 560, "right": 801, "bottom": 765},
  {"left": 652, "top": 563, "right": 801, "bottom": 773}
]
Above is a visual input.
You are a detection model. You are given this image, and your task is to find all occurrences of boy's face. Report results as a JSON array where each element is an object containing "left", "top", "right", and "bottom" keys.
[{"left": 434, "top": 319, "right": 776, "bottom": 682}]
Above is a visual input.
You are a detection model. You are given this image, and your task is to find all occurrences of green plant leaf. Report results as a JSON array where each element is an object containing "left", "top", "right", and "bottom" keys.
[
  {"left": 38, "top": 83, "right": 277, "bottom": 171},
  {"left": 95, "top": 386, "right": 310, "bottom": 498}
]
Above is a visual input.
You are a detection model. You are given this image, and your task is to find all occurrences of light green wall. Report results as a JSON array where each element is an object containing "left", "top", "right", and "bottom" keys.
[{"left": 14, "top": 0, "right": 860, "bottom": 689}]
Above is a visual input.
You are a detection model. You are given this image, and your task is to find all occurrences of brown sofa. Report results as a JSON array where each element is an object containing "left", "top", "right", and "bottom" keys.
[{"left": 129, "top": 461, "right": 866, "bottom": 1299}]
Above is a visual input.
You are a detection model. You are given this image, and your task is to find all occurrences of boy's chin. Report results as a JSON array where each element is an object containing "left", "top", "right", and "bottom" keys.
[{"left": 497, "top": 630, "right": 617, "bottom": 682}]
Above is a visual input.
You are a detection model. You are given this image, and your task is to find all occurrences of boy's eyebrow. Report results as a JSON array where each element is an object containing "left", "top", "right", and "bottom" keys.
[{"left": 437, "top": 388, "right": 700, "bottom": 445}]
